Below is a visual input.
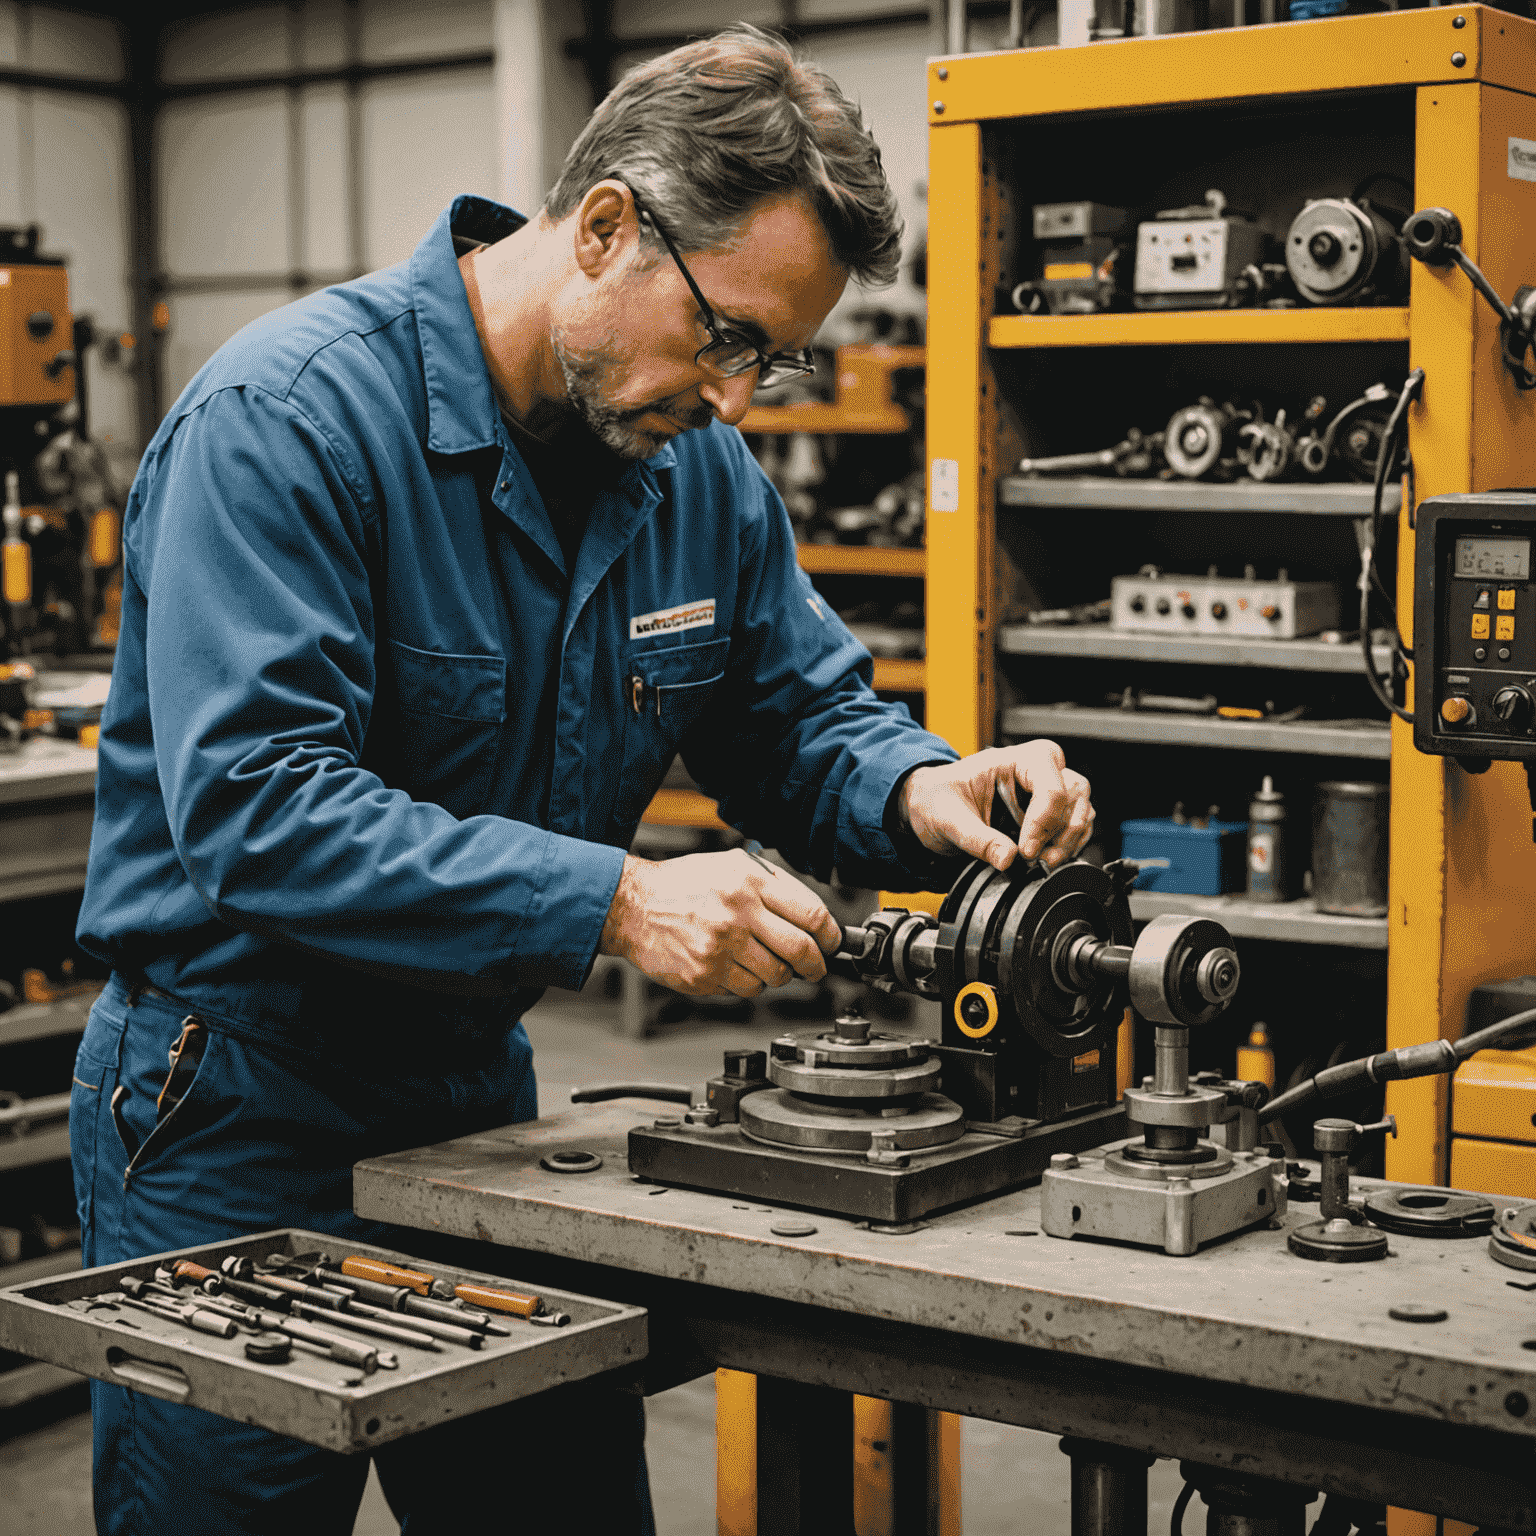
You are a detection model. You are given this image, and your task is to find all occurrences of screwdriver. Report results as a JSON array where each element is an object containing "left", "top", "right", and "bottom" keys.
[
  {"left": 260, "top": 1254, "right": 511, "bottom": 1337},
  {"left": 339, "top": 1255, "right": 550, "bottom": 1321}
]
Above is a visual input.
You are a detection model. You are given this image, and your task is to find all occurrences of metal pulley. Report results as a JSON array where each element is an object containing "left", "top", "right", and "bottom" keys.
[
  {"left": 1285, "top": 198, "right": 1408, "bottom": 306},
  {"left": 1163, "top": 399, "right": 1243, "bottom": 479}
]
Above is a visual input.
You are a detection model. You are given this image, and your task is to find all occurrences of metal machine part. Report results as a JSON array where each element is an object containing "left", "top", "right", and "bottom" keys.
[
  {"left": 1133, "top": 191, "right": 1270, "bottom": 311},
  {"left": 1179, "top": 1464, "right": 1317, "bottom": 1536},
  {"left": 1236, "top": 407, "right": 1296, "bottom": 482},
  {"left": 1488, "top": 1204, "right": 1536, "bottom": 1272},
  {"left": 1363, "top": 1186, "right": 1495, "bottom": 1238},
  {"left": 1013, "top": 201, "right": 1131, "bottom": 316},
  {"left": 625, "top": 857, "right": 1245, "bottom": 1223},
  {"left": 1110, "top": 567, "right": 1341, "bottom": 640},
  {"left": 1287, "top": 1116, "right": 1397, "bottom": 1262},
  {"left": 1041, "top": 915, "right": 1289, "bottom": 1257},
  {"left": 1016, "top": 428, "right": 1162, "bottom": 478},
  {"left": 1060, "top": 1437, "right": 1155, "bottom": 1536},
  {"left": 1285, "top": 198, "right": 1408, "bottom": 306},
  {"left": 1293, "top": 385, "right": 1393, "bottom": 480},
  {"left": 1163, "top": 399, "right": 1247, "bottom": 479}
]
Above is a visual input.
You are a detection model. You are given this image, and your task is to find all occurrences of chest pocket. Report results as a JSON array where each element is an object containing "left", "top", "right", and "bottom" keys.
[
  {"left": 388, "top": 638, "right": 507, "bottom": 817},
  {"left": 610, "top": 637, "right": 729, "bottom": 833}
]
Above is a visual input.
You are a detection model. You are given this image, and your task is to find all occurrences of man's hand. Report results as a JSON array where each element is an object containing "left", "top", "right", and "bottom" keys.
[
  {"left": 600, "top": 849, "right": 843, "bottom": 998},
  {"left": 901, "top": 740, "right": 1094, "bottom": 873}
]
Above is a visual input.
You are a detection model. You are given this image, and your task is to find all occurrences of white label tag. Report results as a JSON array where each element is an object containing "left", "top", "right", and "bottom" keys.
[
  {"left": 931, "top": 457, "right": 960, "bottom": 513},
  {"left": 1511, "top": 136, "right": 1536, "bottom": 183},
  {"left": 629, "top": 598, "right": 716, "bottom": 640}
]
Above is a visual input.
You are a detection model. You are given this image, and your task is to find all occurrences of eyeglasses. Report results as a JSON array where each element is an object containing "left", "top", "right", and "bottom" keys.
[{"left": 626, "top": 186, "right": 817, "bottom": 391}]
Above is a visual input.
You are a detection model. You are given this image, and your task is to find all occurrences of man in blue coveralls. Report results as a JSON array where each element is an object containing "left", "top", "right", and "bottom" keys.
[{"left": 70, "top": 24, "right": 1093, "bottom": 1536}]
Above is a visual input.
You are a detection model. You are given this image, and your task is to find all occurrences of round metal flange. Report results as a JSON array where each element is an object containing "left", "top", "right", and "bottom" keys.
[
  {"left": 768, "top": 1053, "right": 942, "bottom": 1100},
  {"left": 740, "top": 1089, "right": 965, "bottom": 1153},
  {"left": 1288, "top": 1217, "right": 1389, "bottom": 1262},
  {"left": 1286, "top": 198, "right": 1376, "bottom": 303},
  {"left": 540, "top": 1150, "right": 604, "bottom": 1174},
  {"left": 1127, "top": 914, "right": 1239, "bottom": 1028},
  {"left": 999, "top": 861, "right": 1128, "bottom": 1058},
  {"left": 771, "top": 1028, "right": 930, "bottom": 1072},
  {"left": 1103, "top": 1144, "right": 1233, "bottom": 1183},
  {"left": 1364, "top": 1187, "right": 1495, "bottom": 1238},
  {"left": 1122, "top": 1084, "right": 1226, "bottom": 1128},
  {"left": 245, "top": 1331, "right": 293, "bottom": 1364},
  {"left": 1164, "top": 404, "right": 1227, "bottom": 479},
  {"left": 1488, "top": 1204, "right": 1536, "bottom": 1271}
]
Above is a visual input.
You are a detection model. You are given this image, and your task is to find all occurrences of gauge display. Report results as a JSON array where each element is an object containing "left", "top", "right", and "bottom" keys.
[{"left": 1455, "top": 536, "right": 1531, "bottom": 580}]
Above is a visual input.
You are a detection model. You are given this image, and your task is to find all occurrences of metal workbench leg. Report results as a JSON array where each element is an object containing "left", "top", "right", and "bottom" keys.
[
  {"left": 890, "top": 1400, "right": 936, "bottom": 1536},
  {"left": 1061, "top": 1437, "right": 1156, "bottom": 1536},
  {"left": 756, "top": 1375, "right": 854, "bottom": 1536}
]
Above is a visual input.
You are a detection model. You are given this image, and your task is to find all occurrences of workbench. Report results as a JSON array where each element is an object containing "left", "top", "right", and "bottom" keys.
[{"left": 355, "top": 1100, "right": 1536, "bottom": 1536}]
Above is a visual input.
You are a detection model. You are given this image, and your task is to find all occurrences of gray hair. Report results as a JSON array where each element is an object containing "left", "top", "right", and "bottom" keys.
[{"left": 545, "top": 24, "right": 902, "bottom": 288}]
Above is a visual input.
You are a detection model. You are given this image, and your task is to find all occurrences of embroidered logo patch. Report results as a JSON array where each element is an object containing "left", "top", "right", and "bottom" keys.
[{"left": 629, "top": 598, "right": 716, "bottom": 640}]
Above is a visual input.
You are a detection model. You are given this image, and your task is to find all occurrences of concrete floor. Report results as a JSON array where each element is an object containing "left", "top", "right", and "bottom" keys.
[{"left": 0, "top": 974, "right": 1208, "bottom": 1535}]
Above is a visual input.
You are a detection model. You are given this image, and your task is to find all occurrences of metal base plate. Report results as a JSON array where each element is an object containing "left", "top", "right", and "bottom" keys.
[
  {"left": 1040, "top": 1139, "right": 1286, "bottom": 1255},
  {"left": 628, "top": 1103, "right": 1129, "bottom": 1225},
  {"left": 1289, "top": 1218, "right": 1390, "bottom": 1263},
  {"left": 739, "top": 1089, "right": 965, "bottom": 1153}
]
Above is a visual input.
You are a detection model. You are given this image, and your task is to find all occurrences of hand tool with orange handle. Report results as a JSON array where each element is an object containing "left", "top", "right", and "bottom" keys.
[
  {"left": 171, "top": 1259, "right": 289, "bottom": 1309},
  {"left": 339, "top": 1255, "right": 567, "bottom": 1325}
]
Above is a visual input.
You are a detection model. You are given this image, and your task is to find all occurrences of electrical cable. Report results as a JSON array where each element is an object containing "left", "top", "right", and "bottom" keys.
[
  {"left": 1359, "top": 370, "right": 1424, "bottom": 723},
  {"left": 1171, "top": 1481, "right": 1196, "bottom": 1536},
  {"left": 1258, "top": 1004, "right": 1536, "bottom": 1124}
]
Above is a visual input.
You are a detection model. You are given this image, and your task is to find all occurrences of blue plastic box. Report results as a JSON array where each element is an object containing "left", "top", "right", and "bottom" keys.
[{"left": 1118, "top": 816, "right": 1250, "bottom": 895}]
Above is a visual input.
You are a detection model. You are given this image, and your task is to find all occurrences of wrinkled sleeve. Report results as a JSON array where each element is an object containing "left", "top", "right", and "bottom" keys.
[
  {"left": 134, "top": 385, "right": 622, "bottom": 993},
  {"left": 680, "top": 449, "right": 960, "bottom": 891}
]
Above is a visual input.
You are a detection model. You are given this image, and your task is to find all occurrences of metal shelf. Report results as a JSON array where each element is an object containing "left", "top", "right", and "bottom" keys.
[
  {"left": 1001, "top": 704, "right": 1391, "bottom": 758},
  {"left": 0, "top": 994, "right": 97, "bottom": 1048},
  {"left": 1129, "top": 890, "right": 1387, "bottom": 949},
  {"left": 988, "top": 308, "right": 1411, "bottom": 349},
  {"left": 0, "top": 1248, "right": 80, "bottom": 1287},
  {"left": 998, "top": 627, "right": 1393, "bottom": 675},
  {"left": 795, "top": 545, "right": 925, "bottom": 578},
  {"left": 0, "top": 1125, "right": 71, "bottom": 1175},
  {"left": 998, "top": 476, "right": 1401, "bottom": 516}
]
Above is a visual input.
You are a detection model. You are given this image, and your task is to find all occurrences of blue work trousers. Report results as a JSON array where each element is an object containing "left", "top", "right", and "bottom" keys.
[{"left": 69, "top": 976, "right": 655, "bottom": 1536}]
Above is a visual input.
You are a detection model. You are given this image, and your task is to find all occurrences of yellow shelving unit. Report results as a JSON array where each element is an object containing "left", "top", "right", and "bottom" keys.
[
  {"left": 988, "top": 309, "right": 1410, "bottom": 349},
  {"left": 926, "top": 7, "right": 1536, "bottom": 1215}
]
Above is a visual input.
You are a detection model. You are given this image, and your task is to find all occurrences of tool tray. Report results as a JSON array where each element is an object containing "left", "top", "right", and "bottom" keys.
[{"left": 0, "top": 1229, "right": 647, "bottom": 1452}]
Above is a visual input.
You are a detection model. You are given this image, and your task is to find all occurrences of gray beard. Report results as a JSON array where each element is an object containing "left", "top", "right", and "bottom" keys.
[{"left": 551, "top": 326, "right": 715, "bottom": 461}]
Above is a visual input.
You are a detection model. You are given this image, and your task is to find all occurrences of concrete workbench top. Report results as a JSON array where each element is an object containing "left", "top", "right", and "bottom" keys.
[{"left": 354, "top": 1100, "right": 1536, "bottom": 1440}]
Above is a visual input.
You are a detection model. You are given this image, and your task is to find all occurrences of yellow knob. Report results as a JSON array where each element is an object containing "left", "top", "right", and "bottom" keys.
[{"left": 1440, "top": 696, "right": 1472, "bottom": 725}]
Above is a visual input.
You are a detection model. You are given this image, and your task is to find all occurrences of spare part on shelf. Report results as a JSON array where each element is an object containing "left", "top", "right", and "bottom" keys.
[
  {"left": 1163, "top": 398, "right": 1250, "bottom": 479},
  {"left": 1040, "top": 915, "right": 1283, "bottom": 1256},
  {"left": 1293, "top": 385, "right": 1394, "bottom": 481},
  {"left": 1132, "top": 191, "right": 1272, "bottom": 311},
  {"left": 1402, "top": 206, "right": 1536, "bottom": 391},
  {"left": 1012, "top": 201, "right": 1131, "bottom": 316},
  {"left": 1120, "top": 809, "right": 1248, "bottom": 895},
  {"left": 1285, "top": 198, "right": 1409, "bottom": 307},
  {"left": 1022, "top": 598, "right": 1112, "bottom": 627},
  {"left": 1235, "top": 406, "right": 1297, "bottom": 483},
  {"left": 590, "top": 856, "right": 1242, "bottom": 1224},
  {"left": 1110, "top": 566, "right": 1342, "bottom": 639},
  {"left": 1311, "top": 780, "right": 1389, "bottom": 917},
  {"left": 1412, "top": 491, "right": 1536, "bottom": 770},
  {"left": 1016, "top": 428, "right": 1162, "bottom": 477}
]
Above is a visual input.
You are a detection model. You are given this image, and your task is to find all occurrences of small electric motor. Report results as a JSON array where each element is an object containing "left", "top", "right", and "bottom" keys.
[{"left": 1285, "top": 198, "right": 1408, "bottom": 307}]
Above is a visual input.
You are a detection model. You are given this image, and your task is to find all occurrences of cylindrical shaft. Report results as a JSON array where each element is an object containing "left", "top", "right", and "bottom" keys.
[
  {"left": 1318, "top": 1150, "right": 1352, "bottom": 1220},
  {"left": 1061, "top": 1438, "right": 1153, "bottom": 1536},
  {"left": 289, "top": 1299, "right": 438, "bottom": 1350},
  {"left": 349, "top": 1299, "right": 481, "bottom": 1348},
  {"left": 1153, "top": 1027, "right": 1190, "bottom": 1095}
]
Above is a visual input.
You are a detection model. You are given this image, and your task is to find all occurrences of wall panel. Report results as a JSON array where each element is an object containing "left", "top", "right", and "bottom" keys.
[
  {"left": 158, "top": 91, "right": 288, "bottom": 278},
  {"left": 161, "top": 7, "right": 289, "bottom": 84},
  {"left": 360, "top": 0, "right": 493, "bottom": 61},
  {"left": 360, "top": 66, "right": 496, "bottom": 269}
]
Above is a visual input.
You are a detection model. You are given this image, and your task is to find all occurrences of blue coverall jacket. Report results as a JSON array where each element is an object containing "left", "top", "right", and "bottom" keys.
[
  {"left": 76, "top": 194, "right": 957, "bottom": 1046},
  {"left": 68, "top": 196, "right": 958, "bottom": 1535}
]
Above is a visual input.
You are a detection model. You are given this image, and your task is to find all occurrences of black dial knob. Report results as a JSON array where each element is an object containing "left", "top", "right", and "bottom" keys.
[
  {"left": 1180, "top": 602, "right": 1196, "bottom": 620},
  {"left": 1130, "top": 595, "right": 1146, "bottom": 613},
  {"left": 1210, "top": 601, "right": 1228, "bottom": 620},
  {"left": 1492, "top": 686, "right": 1534, "bottom": 730},
  {"left": 1155, "top": 598, "right": 1171, "bottom": 616}
]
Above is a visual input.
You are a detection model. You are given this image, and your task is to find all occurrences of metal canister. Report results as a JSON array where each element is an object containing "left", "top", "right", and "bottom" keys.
[
  {"left": 1246, "top": 776, "right": 1290, "bottom": 903},
  {"left": 1312, "top": 781, "right": 1390, "bottom": 917}
]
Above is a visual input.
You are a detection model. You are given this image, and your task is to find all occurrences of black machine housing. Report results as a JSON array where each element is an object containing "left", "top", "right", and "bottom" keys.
[{"left": 1412, "top": 491, "right": 1536, "bottom": 765}]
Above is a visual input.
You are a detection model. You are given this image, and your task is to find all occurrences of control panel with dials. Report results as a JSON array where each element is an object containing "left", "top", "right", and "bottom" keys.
[
  {"left": 1414, "top": 492, "right": 1536, "bottom": 762},
  {"left": 1111, "top": 568, "right": 1340, "bottom": 640}
]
